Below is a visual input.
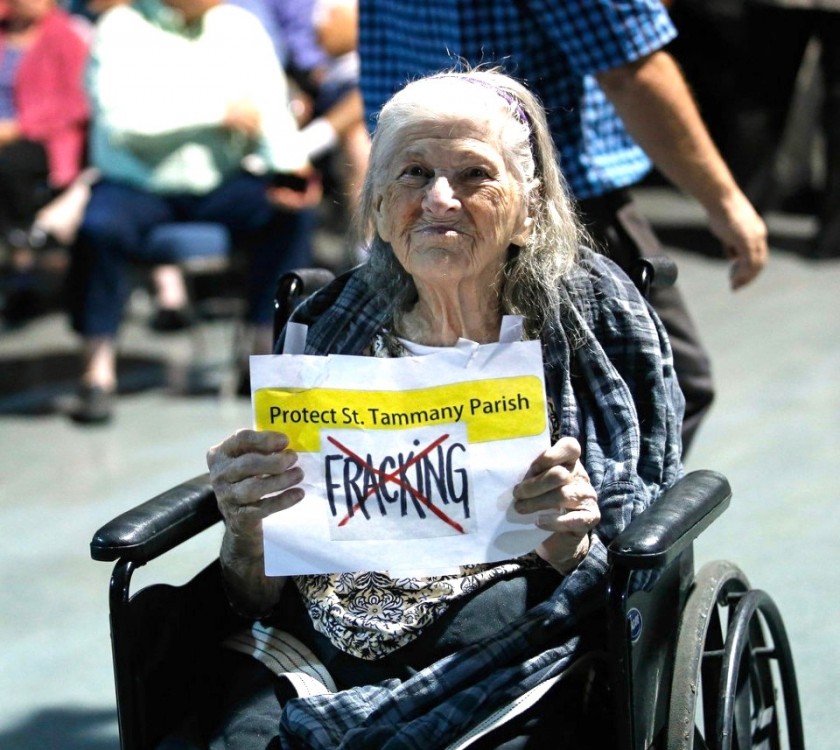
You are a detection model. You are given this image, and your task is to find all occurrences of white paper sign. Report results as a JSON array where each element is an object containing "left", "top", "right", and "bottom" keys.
[{"left": 251, "top": 337, "right": 552, "bottom": 576}]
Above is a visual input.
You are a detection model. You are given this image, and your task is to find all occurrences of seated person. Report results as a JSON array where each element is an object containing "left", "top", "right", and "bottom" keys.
[
  {"left": 64, "top": 0, "right": 321, "bottom": 424},
  {"left": 309, "top": 0, "right": 369, "bottom": 219},
  {"left": 0, "top": 0, "right": 89, "bottom": 322},
  {"left": 191, "top": 69, "right": 683, "bottom": 749},
  {"left": 271, "top": 0, "right": 369, "bottom": 238}
]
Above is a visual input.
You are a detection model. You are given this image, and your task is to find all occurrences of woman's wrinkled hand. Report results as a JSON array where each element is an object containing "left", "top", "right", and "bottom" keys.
[
  {"left": 207, "top": 428, "right": 305, "bottom": 548},
  {"left": 513, "top": 436, "right": 600, "bottom": 574}
]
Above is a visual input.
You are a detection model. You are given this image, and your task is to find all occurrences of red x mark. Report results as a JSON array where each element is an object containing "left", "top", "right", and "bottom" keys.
[{"left": 326, "top": 433, "right": 466, "bottom": 534}]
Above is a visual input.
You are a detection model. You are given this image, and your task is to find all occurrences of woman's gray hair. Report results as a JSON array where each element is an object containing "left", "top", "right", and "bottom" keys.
[{"left": 351, "top": 68, "right": 588, "bottom": 337}]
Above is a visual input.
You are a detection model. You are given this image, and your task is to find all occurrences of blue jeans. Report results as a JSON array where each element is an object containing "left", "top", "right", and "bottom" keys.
[{"left": 68, "top": 174, "right": 316, "bottom": 336}]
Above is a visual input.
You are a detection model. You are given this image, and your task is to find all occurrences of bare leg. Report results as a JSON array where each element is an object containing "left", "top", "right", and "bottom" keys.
[
  {"left": 149, "top": 264, "right": 193, "bottom": 332},
  {"left": 151, "top": 264, "right": 189, "bottom": 309},
  {"left": 80, "top": 336, "right": 117, "bottom": 391}
]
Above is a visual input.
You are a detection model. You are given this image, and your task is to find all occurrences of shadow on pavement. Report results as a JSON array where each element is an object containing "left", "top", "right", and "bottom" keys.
[
  {"left": 0, "top": 706, "right": 119, "bottom": 750},
  {"left": 654, "top": 224, "right": 829, "bottom": 261},
  {"left": 0, "top": 352, "right": 168, "bottom": 416}
]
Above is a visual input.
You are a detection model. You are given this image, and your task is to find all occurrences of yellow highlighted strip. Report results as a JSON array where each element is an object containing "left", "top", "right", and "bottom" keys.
[{"left": 254, "top": 376, "right": 546, "bottom": 451}]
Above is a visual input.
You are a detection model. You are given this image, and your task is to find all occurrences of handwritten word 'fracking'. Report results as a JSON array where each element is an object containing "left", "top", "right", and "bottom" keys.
[{"left": 323, "top": 431, "right": 471, "bottom": 536}]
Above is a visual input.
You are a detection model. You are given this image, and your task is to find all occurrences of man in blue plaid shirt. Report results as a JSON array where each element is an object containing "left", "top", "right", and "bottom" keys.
[{"left": 358, "top": 0, "right": 769, "bottom": 454}]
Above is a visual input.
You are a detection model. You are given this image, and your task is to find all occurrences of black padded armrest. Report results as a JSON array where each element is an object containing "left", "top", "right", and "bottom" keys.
[
  {"left": 90, "top": 473, "right": 222, "bottom": 564},
  {"left": 608, "top": 470, "right": 731, "bottom": 569}
]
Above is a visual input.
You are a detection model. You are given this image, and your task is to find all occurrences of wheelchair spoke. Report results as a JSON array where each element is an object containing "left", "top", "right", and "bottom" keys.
[
  {"left": 747, "top": 645, "right": 781, "bottom": 750},
  {"left": 717, "top": 589, "right": 803, "bottom": 750}
]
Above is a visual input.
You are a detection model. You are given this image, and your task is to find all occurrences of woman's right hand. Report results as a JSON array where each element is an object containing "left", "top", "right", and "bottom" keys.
[{"left": 207, "top": 428, "right": 305, "bottom": 549}]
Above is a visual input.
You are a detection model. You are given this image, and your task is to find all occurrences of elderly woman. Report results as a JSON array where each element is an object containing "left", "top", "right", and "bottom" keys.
[{"left": 198, "top": 69, "right": 683, "bottom": 750}]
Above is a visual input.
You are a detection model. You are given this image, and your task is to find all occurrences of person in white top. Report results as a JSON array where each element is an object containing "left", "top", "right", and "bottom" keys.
[{"left": 64, "top": 0, "right": 321, "bottom": 424}]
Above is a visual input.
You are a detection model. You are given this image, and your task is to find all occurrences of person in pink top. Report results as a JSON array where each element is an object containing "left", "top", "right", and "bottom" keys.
[{"left": 0, "top": 0, "right": 89, "bottom": 321}]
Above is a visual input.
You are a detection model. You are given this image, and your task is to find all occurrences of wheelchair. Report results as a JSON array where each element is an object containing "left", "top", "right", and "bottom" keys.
[{"left": 90, "top": 264, "right": 804, "bottom": 750}]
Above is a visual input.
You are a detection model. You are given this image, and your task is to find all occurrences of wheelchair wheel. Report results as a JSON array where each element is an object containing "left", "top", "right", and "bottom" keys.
[{"left": 667, "top": 561, "right": 804, "bottom": 750}]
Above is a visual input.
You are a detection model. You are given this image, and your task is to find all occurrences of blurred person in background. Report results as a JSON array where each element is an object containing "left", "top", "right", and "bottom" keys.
[
  {"left": 727, "top": 0, "right": 840, "bottom": 259},
  {"left": 358, "top": 0, "right": 769, "bottom": 456},
  {"left": 269, "top": 0, "right": 369, "bottom": 257},
  {"left": 61, "top": 0, "right": 290, "bottom": 337},
  {"left": 63, "top": 0, "right": 320, "bottom": 425},
  {"left": 0, "top": 0, "right": 89, "bottom": 323},
  {"left": 310, "top": 0, "right": 368, "bottom": 220}
]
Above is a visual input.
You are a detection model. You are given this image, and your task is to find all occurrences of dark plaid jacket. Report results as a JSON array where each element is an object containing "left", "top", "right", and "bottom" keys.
[{"left": 274, "top": 248, "right": 684, "bottom": 749}]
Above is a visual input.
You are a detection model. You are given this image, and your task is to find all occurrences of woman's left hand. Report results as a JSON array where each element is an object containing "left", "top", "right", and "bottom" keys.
[{"left": 513, "top": 436, "right": 600, "bottom": 574}]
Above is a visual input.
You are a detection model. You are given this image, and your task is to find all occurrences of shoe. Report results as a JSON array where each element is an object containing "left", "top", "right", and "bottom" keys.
[
  {"left": 149, "top": 307, "right": 194, "bottom": 332},
  {"left": 67, "top": 385, "right": 114, "bottom": 425}
]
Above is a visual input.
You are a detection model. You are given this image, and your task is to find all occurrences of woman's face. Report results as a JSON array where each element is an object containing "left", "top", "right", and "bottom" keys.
[{"left": 372, "top": 110, "right": 531, "bottom": 287}]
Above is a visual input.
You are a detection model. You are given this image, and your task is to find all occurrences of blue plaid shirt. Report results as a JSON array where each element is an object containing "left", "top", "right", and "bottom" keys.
[
  {"left": 274, "top": 249, "right": 684, "bottom": 748},
  {"left": 359, "top": 0, "right": 677, "bottom": 200}
]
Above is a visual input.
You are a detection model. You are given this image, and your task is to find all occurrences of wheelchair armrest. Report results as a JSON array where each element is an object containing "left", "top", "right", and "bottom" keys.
[
  {"left": 608, "top": 470, "right": 731, "bottom": 569},
  {"left": 90, "top": 473, "right": 222, "bottom": 564}
]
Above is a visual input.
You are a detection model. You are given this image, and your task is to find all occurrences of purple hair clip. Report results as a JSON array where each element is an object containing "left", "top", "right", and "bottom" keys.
[{"left": 445, "top": 74, "right": 531, "bottom": 128}]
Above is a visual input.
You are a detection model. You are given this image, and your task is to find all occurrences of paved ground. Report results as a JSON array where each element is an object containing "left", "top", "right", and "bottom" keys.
[{"left": 0, "top": 185, "right": 838, "bottom": 749}]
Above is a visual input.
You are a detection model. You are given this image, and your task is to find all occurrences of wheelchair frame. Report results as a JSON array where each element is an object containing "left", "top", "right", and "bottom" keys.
[{"left": 90, "top": 267, "right": 805, "bottom": 750}]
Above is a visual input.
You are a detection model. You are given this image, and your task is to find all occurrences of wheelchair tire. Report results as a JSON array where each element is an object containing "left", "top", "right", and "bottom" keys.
[
  {"left": 666, "top": 561, "right": 805, "bottom": 750},
  {"left": 667, "top": 560, "right": 749, "bottom": 749},
  {"left": 716, "top": 589, "right": 804, "bottom": 750}
]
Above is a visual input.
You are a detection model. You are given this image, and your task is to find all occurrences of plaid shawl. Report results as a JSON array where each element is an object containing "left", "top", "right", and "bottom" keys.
[{"left": 274, "top": 248, "right": 684, "bottom": 749}]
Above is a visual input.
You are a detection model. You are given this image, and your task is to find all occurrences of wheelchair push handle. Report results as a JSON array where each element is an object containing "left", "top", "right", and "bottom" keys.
[
  {"left": 273, "top": 267, "right": 337, "bottom": 343},
  {"left": 631, "top": 256, "right": 678, "bottom": 299}
]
